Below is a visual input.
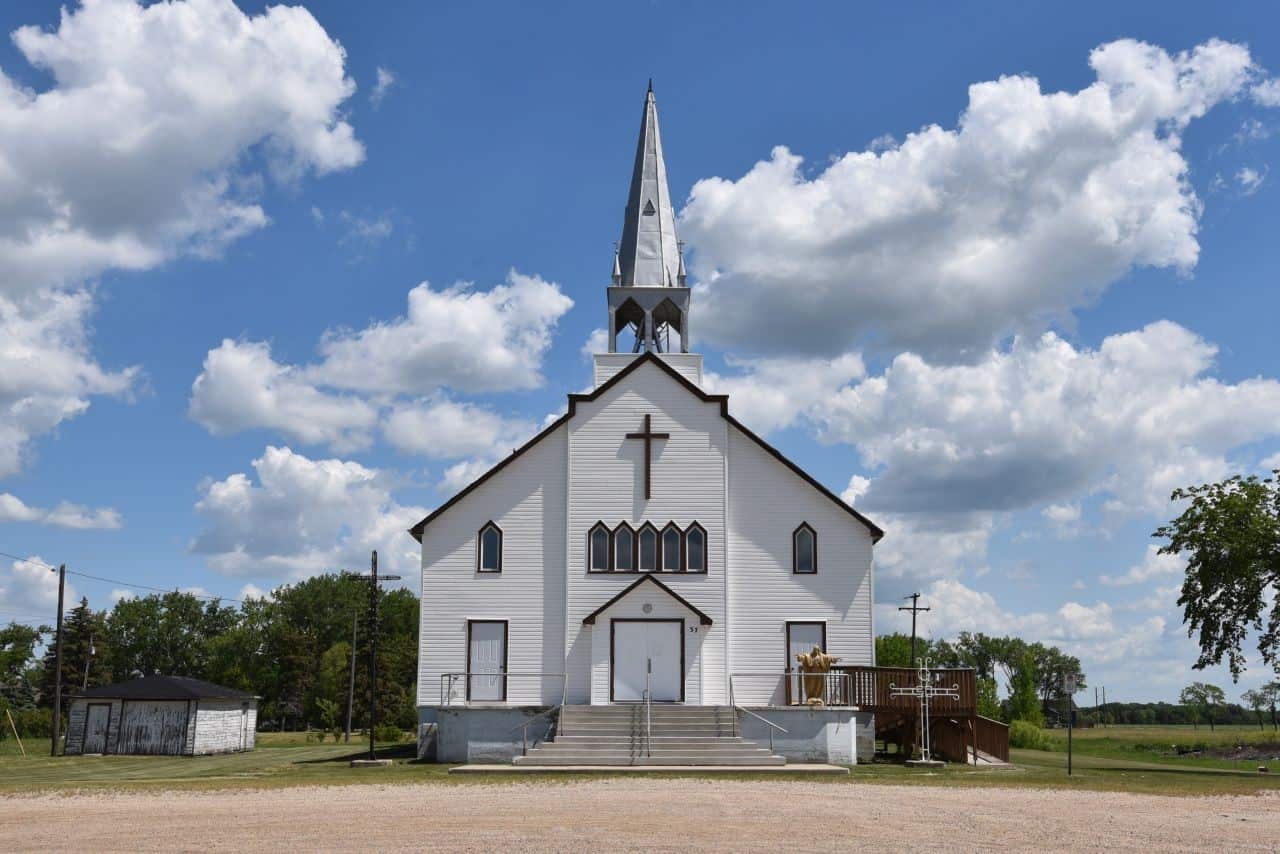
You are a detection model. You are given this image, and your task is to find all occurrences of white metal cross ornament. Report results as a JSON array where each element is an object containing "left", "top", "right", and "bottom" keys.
[{"left": 889, "top": 659, "right": 961, "bottom": 763}]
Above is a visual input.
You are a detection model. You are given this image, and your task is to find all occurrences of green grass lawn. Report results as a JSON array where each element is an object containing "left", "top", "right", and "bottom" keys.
[{"left": 2, "top": 725, "right": 1278, "bottom": 796}]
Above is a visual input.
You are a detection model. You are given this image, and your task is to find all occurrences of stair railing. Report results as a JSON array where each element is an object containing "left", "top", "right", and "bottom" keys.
[
  {"left": 728, "top": 674, "right": 788, "bottom": 754},
  {"left": 501, "top": 674, "right": 568, "bottom": 756},
  {"left": 643, "top": 662, "right": 653, "bottom": 758}
]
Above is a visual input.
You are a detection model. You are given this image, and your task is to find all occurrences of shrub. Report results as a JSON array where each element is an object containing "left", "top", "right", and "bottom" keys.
[
  {"left": 373, "top": 723, "right": 403, "bottom": 743},
  {"left": 1009, "top": 719, "right": 1054, "bottom": 751}
]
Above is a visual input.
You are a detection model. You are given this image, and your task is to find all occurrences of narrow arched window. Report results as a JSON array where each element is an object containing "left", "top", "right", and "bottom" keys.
[
  {"left": 614, "top": 523, "right": 635, "bottom": 572},
  {"left": 793, "top": 523, "right": 816, "bottom": 574},
  {"left": 477, "top": 522, "right": 502, "bottom": 573},
  {"left": 589, "top": 523, "right": 611, "bottom": 572},
  {"left": 685, "top": 523, "right": 706, "bottom": 574},
  {"left": 638, "top": 524, "right": 658, "bottom": 572},
  {"left": 661, "top": 523, "right": 682, "bottom": 572}
]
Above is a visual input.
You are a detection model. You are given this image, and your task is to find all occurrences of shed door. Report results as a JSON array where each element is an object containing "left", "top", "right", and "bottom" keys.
[
  {"left": 83, "top": 703, "right": 111, "bottom": 753},
  {"left": 240, "top": 704, "right": 250, "bottom": 750},
  {"left": 119, "top": 701, "right": 188, "bottom": 754}
]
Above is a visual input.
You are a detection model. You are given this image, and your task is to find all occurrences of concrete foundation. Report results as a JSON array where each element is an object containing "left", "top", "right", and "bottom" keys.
[
  {"left": 423, "top": 706, "right": 555, "bottom": 763},
  {"left": 738, "top": 707, "right": 873, "bottom": 765}
]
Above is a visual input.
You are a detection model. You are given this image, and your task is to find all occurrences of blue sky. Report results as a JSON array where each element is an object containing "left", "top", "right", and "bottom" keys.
[{"left": 1, "top": 0, "right": 1279, "bottom": 702}]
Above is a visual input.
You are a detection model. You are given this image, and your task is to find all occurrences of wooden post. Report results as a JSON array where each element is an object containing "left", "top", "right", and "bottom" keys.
[
  {"left": 50, "top": 563, "right": 66, "bottom": 757},
  {"left": 368, "top": 550, "right": 378, "bottom": 761},
  {"left": 6, "top": 707, "right": 25, "bottom": 757},
  {"left": 345, "top": 607, "right": 357, "bottom": 744}
]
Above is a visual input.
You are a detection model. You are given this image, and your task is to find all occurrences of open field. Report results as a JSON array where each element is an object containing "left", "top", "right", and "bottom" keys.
[{"left": 2, "top": 778, "right": 1277, "bottom": 852}]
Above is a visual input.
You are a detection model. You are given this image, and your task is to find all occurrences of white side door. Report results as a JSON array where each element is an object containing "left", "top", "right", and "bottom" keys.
[
  {"left": 787, "top": 622, "right": 826, "bottom": 703},
  {"left": 468, "top": 621, "right": 507, "bottom": 702}
]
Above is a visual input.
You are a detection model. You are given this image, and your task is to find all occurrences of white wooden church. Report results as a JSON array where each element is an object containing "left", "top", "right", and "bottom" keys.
[{"left": 412, "top": 85, "right": 885, "bottom": 767}]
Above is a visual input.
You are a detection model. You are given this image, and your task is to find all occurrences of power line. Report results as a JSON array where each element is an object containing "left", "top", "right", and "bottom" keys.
[{"left": 0, "top": 549, "right": 242, "bottom": 604}]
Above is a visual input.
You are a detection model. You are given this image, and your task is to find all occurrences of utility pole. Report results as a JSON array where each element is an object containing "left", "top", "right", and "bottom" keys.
[
  {"left": 898, "top": 593, "right": 931, "bottom": 668},
  {"left": 350, "top": 551, "right": 399, "bottom": 761},
  {"left": 51, "top": 563, "right": 66, "bottom": 757},
  {"left": 1102, "top": 686, "right": 1108, "bottom": 728},
  {"left": 345, "top": 607, "right": 357, "bottom": 744},
  {"left": 82, "top": 631, "right": 95, "bottom": 691}
]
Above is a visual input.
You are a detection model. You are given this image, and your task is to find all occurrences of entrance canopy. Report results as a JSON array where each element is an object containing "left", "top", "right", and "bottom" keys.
[{"left": 581, "top": 574, "right": 713, "bottom": 626}]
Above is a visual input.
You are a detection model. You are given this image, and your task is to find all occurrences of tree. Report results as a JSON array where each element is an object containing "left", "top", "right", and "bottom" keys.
[
  {"left": 1180, "top": 682, "right": 1226, "bottom": 731},
  {"left": 1007, "top": 652, "right": 1043, "bottom": 726},
  {"left": 875, "top": 633, "right": 938, "bottom": 668},
  {"left": 1, "top": 622, "right": 47, "bottom": 708},
  {"left": 976, "top": 676, "right": 1001, "bottom": 720},
  {"left": 1031, "top": 644, "right": 1086, "bottom": 704},
  {"left": 1154, "top": 474, "right": 1280, "bottom": 680},
  {"left": 1243, "top": 688, "right": 1268, "bottom": 730},
  {"left": 104, "top": 592, "right": 238, "bottom": 682},
  {"left": 38, "top": 598, "right": 107, "bottom": 707}
]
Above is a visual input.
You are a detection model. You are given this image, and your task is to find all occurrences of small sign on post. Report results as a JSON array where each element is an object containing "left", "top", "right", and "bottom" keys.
[{"left": 1062, "top": 671, "right": 1079, "bottom": 776}]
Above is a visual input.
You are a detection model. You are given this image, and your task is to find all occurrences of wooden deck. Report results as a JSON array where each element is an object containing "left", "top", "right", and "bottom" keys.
[{"left": 783, "top": 665, "right": 1009, "bottom": 764}]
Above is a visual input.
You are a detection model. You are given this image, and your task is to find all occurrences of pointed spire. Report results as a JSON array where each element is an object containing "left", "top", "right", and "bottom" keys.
[
  {"left": 612, "top": 248, "right": 622, "bottom": 285},
  {"left": 677, "top": 241, "right": 687, "bottom": 286},
  {"left": 617, "top": 82, "right": 680, "bottom": 287}
]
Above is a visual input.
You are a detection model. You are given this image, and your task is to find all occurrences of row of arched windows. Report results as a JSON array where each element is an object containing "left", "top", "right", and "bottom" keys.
[
  {"left": 588, "top": 521, "right": 707, "bottom": 574},
  {"left": 476, "top": 519, "right": 817, "bottom": 575}
]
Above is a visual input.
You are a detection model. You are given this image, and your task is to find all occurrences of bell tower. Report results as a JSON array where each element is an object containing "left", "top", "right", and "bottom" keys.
[{"left": 607, "top": 82, "right": 691, "bottom": 355}]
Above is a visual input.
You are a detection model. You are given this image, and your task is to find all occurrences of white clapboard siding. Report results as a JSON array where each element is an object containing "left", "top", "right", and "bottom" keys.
[
  {"left": 418, "top": 426, "right": 569, "bottom": 706},
  {"left": 191, "top": 700, "right": 257, "bottom": 754},
  {"left": 726, "top": 425, "right": 875, "bottom": 706},
  {"left": 566, "top": 360, "right": 728, "bottom": 704},
  {"left": 594, "top": 352, "right": 703, "bottom": 387},
  {"left": 588, "top": 583, "right": 705, "bottom": 705}
]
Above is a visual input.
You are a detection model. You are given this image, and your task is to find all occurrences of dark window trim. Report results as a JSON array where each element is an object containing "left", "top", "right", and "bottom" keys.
[
  {"left": 587, "top": 520, "right": 612, "bottom": 573},
  {"left": 785, "top": 620, "right": 828, "bottom": 667},
  {"left": 476, "top": 521, "right": 503, "bottom": 573},
  {"left": 465, "top": 619, "right": 509, "bottom": 702},
  {"left": 610, "top": 618, "right": 686, "bottom": 703},
  {"left": 660, "top": 522, "right": 683, "bottom": 572},
  {"left": 613, "top": 521, "right": 637, "bottom": 572},
  {"left": 792, "top": 522, "right": 817, "bottom": 574},
  {"left": 636, "top": 522, "right": 660, "bottom": 573},
  {"left": 582, "top": 574, "right": 714, "bottom": 625},
  {"left": 684, "top": 522, "right": 708, "bottom": 574}
]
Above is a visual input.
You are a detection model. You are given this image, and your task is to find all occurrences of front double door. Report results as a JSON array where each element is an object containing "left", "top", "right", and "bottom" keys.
[{"left": 612, "top": 619, "right": 683, "bottom": 702}]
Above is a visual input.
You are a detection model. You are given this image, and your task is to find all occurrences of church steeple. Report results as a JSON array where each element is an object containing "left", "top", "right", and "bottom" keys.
[
  {"left": 607, "top": 83, "right": 691, "bottom": 355},
  {"left": 616, "top": 81, "right": 681, "bottom": 288}
]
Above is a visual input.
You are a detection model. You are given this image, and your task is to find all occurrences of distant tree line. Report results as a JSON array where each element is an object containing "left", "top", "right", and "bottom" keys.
[
  {"left": 875, "top": 630, "right": 1085, "bottom": 726},
  {"left": 0, "top": 573, "right": 419, "bottom": 736}
]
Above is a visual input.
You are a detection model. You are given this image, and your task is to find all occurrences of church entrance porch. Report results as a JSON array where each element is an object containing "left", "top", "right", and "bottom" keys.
[{"left": 610, "top": 619, "right": 683, "bottom": 702}]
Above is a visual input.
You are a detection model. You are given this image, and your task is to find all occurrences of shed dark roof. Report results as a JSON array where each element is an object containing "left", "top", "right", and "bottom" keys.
[{"left": 74, "top": 675, "right": 255, "bottom": 701}]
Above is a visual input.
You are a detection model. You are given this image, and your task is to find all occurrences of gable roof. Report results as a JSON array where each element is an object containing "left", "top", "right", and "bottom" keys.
[
  {"left": 581, "top": 574, "right": 714, "bottom": 626},
  {"left": 408, "top": 351, "right": 884, "bottom": 543},
  {"left": 74, "top": 675, "right": 255, "bottom": 701}
]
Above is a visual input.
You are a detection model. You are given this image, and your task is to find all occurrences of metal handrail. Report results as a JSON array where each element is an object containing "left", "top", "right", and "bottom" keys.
[
  {"left": 730, "top": 670, "right": 856, "bottom": 707},
  {"left": 502, "top": 675, "right": 569, "bottom": 756},
  {"left": 643, "top": 667, "right": 652, "bottom": 758},
  {"left": 728, "top": 674, "right": 790, "bottom": 753},
  {"left": 438, "top": 672, "right": 567, "bottom": 707}
]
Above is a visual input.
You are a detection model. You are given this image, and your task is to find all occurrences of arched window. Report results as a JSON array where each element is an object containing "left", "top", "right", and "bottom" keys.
[
  {"left": 589, "top": 522, "right": 611, "bottom": 572},
  {"left": 614, "top": 523, "right": 635, "bottom": 572},
  {"left": 477, "top": 522, "right": 502, "bottom": 573},
  {"left": 793, "top": 523, "right": 816, "bottom": 574},
  {"left": 661, "top": 523, "right": 682, "bottom": 572},
  {"left": 685, "top": 523, "right": 707, "bottom": 574},
  {"left": 638, "top": 523, "right": 659, "bottom": 572}
]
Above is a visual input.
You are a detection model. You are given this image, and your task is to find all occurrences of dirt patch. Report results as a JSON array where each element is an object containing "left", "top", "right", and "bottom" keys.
[{"left": 3, "top": 779, "right": 1279, "bottom": 852}]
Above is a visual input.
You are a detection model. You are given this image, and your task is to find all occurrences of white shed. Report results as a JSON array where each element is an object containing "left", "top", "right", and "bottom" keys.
[{"left": 64, "top": 675, "right": 257, "bottom": 756}]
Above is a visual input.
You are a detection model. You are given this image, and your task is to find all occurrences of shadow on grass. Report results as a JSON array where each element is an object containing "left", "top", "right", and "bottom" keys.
[{"left": 294, "top": 742, "right": 417, "bottom": 765}]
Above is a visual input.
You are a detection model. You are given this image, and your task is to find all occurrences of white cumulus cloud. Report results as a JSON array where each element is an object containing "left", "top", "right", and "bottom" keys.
[
  {"left": 0, "top": 492, "right": 121, "bottom": 529},
  {"left": 191, "top": 445, "right": 426, "bottom": 583},
  {"left": 682, "top": 38, "right": 1266, "bottom": 360}
]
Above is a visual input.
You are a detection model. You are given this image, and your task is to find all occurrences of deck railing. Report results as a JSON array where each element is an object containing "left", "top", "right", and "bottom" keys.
[{"left": 833, "top": 665, "right": 977, "bottom": 716}]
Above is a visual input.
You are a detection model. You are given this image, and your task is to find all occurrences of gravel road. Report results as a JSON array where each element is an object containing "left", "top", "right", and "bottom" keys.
[{"left": 3, "top": 779, "right": 1277, "bottom": 852}]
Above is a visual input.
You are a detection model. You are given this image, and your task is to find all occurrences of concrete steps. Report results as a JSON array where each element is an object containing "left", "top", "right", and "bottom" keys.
[{"left": 513, "top": 704, "right": 786, "bottom": 767}]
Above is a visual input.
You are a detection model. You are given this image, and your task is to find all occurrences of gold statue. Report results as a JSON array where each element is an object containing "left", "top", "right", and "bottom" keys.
[{"left": 795, "top": 644, "right": 840, "bottom": 706}]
